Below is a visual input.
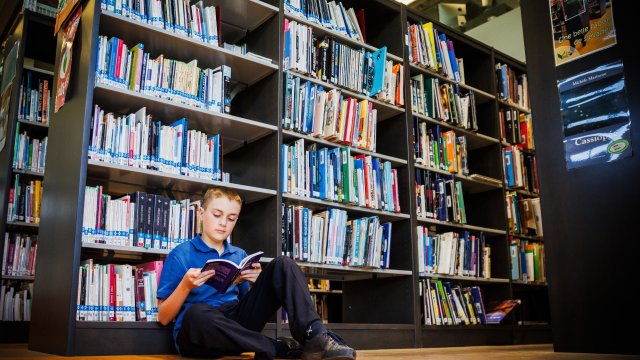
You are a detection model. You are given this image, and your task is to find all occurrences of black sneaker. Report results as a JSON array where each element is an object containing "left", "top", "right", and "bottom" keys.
[
  {"left": 276, "top": 336, "right": 303, "bottom": 359},
  {"left": 301, "top": 331, "right": 356, "bottom": 360}
]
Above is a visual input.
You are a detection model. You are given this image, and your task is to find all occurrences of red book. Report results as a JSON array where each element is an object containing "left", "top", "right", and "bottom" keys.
[
  {"left": 356, "top": 9, "right": 366, "bottom": 43},
  {"left": 134, "top": 260, "right": 164, "bottom": 321}
]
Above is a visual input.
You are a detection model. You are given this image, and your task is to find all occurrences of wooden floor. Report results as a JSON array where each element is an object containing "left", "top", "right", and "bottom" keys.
[{"left": 1, "top": 344, "right": 639, "bottom": 360}]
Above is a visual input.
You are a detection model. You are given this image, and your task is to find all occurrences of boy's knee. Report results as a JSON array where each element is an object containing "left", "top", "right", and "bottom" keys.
[{"left": 273, "top": 255, "right": 296, "bottom": 269}]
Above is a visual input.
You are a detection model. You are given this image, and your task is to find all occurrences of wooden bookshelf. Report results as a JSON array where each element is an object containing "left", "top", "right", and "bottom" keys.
[
  {"left": 0, "top": 10, "right": 55, "bottom": 341},
  {"left": 23, "top": 0, "right": 548, "bottom": 355}
]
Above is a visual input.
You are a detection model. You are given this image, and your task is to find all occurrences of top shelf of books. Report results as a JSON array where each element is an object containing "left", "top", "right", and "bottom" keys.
[{"left": 99, "top": 4, "right": 278, "bottom": 87}]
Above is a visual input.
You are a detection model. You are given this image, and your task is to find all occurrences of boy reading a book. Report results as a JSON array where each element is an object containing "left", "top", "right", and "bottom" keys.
[{"left": 157, "top": 187, "right": 356, "bottom": 360}]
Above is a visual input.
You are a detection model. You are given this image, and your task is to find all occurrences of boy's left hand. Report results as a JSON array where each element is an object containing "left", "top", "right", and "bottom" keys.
[{"left": 238, "top": 262, "right": 262, "bottom": 284}]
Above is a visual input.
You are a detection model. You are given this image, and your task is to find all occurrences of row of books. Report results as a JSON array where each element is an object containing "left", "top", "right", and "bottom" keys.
[
  {"left": 496, "top": 63, "right": 530, "bottom": 109},
  {"left": 284, "top": 73, "right": 378, "bottom": 151},
  {"left": 284, "top": 21, "right": 404, "bottom": 106},
  {"left": 285, "top": 0, "right": 365, "bottom": 42},
  {"left": 503, "top": 146, "right": 540, "bottom": 193},
  {"left": 415, "top": 170, "right": 467, "bottom": 224},
  {"left": 282, "top": 204, "right": 392, "bottom": 268},
  {"left": 76, "top": 259, "right": 163, "bottom": 322},
  {"left": 413, "top": 121, "right": 469, "bottom": 175},
  {"left": 0, "top": 281, "right": 32, "bottom": 321},
  {"left": 416, "top": 227, "right": 489, "bottom": 278},
  {"left": 2, "top": 233, "right": 37, "bottom": 277},
  {"left": 419, "top": 279, "right": 486, "bottom": 326},
  {"left": 499, "top": 109, "right": 534, "bottom": 148},
  {"left": 311, "top": 293, "right": 331, "bottom": 324},
  {"left": 411, "top": 75, "right": 477, "bottom": 130},
  {"left": 89, "top": 105, "right": 224, "bottom": 181},
  {"left": 101, "top": 0, "right": 220, "bottom": 46},
  {"left": 6, "top": 175, "right": 42, "bottom": 224},
  {"left": 12, "top": 124, "right": 47, "bottom": 174},
  {"left": 407, "top": 22, "right": 463, "bottom": 83},
  {"left": 17, "top": 71, "right": 51, "bottom": 124},
  {"left": 81, "top": 187, "right": 203, "bottom": 250},
  {"left": 509, "top": 237, "right": 546, "bottom": 283},
  {"left": 506, "top": 193, "right": 543, "bottom": 237},
  {"left": 282, "top": 140, "right": 401, "bottom": 212},
  {"left": 95, "top": 36, "right": 232, "bottom": 113}
]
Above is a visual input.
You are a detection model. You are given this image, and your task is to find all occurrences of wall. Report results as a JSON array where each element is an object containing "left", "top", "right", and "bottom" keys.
[
  {"left": 465, "top": 7, "right": 526, "bottom": 63},
  {"left": 520, "top": 0, "right": 639, "bottom": 355}
]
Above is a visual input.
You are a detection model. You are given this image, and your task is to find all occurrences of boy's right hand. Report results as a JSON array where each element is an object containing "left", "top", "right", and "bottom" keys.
[{"left": 182, "top": 268, "right": 215, "bottom": 290}]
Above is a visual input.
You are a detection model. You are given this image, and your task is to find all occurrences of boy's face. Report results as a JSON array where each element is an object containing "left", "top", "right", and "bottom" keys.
[{"left": 199, "top": 197, "right": 241, "bottom": 244}]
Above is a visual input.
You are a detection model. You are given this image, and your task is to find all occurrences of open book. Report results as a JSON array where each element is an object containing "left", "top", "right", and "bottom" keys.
[{"left": 201, "top": 251, "right": 264, "bottom": 293}]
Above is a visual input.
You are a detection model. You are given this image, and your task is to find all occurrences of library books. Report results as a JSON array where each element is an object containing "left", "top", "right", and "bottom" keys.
[
  {"left": 81, "top": 187, "right": 203, "bottom": 250},
  {"left": 416, "top": 227, "right": 487, "bottom": 278},
  {"left": 95, "top": 36, "right": 232, "bottom": 113},
  {"left": 0, "top": 282, "right": 33, "bottom": 321},
  {"left": 419, "top": 279, "right": 487, "bottom": 326},
  {"left": 282, "top": 204, "right": 392, "bottom": 268},
  {"left": 77, "top": 259, "right": 164, "bottom": 322},
  {"left": 485, "top": 299, "right": 521, "bottom": 324},
  {"left": 6, "top": 175, "right": 43, "bottom": 224},
  {"left": 2, "top": 233, "right": 38, "bottom": 277}
]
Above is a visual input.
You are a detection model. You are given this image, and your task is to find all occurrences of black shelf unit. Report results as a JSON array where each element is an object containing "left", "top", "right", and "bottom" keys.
[
  {"left": 25, "top": 0, "right": 549, "bottom": 355},
  {"left": 0, "top": 9, "right": 55, "bottom": 342}
]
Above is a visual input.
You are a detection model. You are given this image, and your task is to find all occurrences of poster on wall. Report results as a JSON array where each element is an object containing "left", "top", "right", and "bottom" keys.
[
  {"left": 54, "top": 0, "right": 82, "bottom": 35},
  {"left": 549, "top": 0, "right": 617, "bottom": 66},
  {"left": 0, "top": 41, "right": 20, "bottom": 152},
  {"left": 54, "top": 6, "right": 82, "bottom": 113},
  {"left": 559, "top": 61, "right": 632, "bottom": 170}
]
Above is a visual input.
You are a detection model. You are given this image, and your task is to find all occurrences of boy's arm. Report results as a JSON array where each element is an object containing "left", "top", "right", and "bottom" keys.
[{"left": 157, "top": 268, "right": 214, "bottom": 325}]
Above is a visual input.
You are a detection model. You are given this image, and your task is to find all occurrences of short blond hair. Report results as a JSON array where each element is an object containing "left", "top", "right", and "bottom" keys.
[{"left": 202, "top": 187, "right": 243, "bottom": 210}]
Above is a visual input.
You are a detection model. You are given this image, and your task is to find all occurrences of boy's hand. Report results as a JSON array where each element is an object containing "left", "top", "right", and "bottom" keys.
[
  {"left": 182, "top": 268, "right": 215, "bottom": 290},
  {"left": 238, "top": 262, "right": 262, "bottom": 285}
]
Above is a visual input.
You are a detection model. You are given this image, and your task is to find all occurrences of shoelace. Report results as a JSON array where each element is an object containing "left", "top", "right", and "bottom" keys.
[{"left": 326, "top": 330, "right": 347, "bottom": 345}]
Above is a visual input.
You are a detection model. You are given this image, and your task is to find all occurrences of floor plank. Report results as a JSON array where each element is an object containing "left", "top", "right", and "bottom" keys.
[{"left": 1, "top": 343, "right": 638, "bottom": 359}]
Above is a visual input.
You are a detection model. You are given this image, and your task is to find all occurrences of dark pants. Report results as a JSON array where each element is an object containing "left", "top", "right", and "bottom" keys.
[{"left": 177, "top": 256, "right": 320, "bottom": 359}]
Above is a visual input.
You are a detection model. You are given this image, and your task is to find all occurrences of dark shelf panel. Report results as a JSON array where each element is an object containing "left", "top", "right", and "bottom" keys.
[
  {"left": 498, "top": 99, "right": 531, "bottom": 114},
  {"left": 81, "top": 242, "right": 170, "bottom": 255},
  {"left": 282, "top": 194, "right": 409, "bottom": 222},
  {"left": 506, "top": 187, "right": 540, "bottom": 198},
  {"left": 279, "top": 323, "right": 415, "bottom": 350},
  {"left": 86, "top": 160, "right": 276, "bottom": 203},
  {"left": 283, "top": 12, "right": 403, "bottom": 63},
  {"left": 6, "top": 221, "right": 40, "bottom": 229},
  {"left": 296, "top": 261, "right": 412, "bottom": 281},
  {"left": 285, "top": 70, "right": 405, "bottom": 121},
  {"left": 413, "top": 113, "right": 499, "bottom": 151},
  {"left": 17, "top": 118, "right": 49, "bottom": 128},
  {"left": 414, "top": 164, "right": 502, "bottom": 194},
  {"left": 283, "top": 130, "right": 407, "bottom": 167},
  {"left": 214, "top": 0, "right": 279, "bottom": 32},
  {"left": 416, "top": 216, "right": 506, "bottom": 235},
  {"left": 23, "top": 64, "right": 54, "bottom": 76},
  {"left": 508, "top": 233, "right": 543, "bottom": 242},
  {"left": 99, "top": 11, "right": 278, "bottom": 86},
  {"left": 1, "top": 274, "right": 35, "bottom": 281},
  {"left": 0, "top": 321, "right": 30, "bottom": 343},
  {"left": 420, "top": 273, "right": 509, "bottom": 284},
  {"left": 511, "top": 280, "right": 548, "bottom": 287},
  {"left": 12, "top": 168, "right": 45, "bottom": 177},
  {"left": 93, "top": 83, "right": 277, "bottom": 153},
  {"left": 309, "top": 289, "right": 343, "bottom": 294}
]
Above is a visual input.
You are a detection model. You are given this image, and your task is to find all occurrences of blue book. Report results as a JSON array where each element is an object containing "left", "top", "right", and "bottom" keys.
[
  {"left": 369, "top": 47, "right": 387, "bottom": 96},
  {"left": 510, "top": 240, "right": 520, "bottom": 280},
  {"left": 504, "top": 149, "right": 515, "bottom": 187},
  {"left": 318, "top": 148, "right": 327, "bottom": 199}
]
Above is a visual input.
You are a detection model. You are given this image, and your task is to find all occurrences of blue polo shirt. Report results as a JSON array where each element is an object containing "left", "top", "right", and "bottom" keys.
[{"left": 157, "top": 235, "right": 250, "bottom": 349}]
